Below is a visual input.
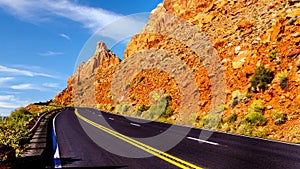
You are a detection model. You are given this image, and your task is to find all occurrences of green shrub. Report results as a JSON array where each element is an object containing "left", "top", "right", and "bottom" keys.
[
  {"left": 237, "top": 123, "right": 252, "bottom": 136},
  {"left": 163, "top": 107, "right": 174, "bottom": 118},
  {"left": 138, "top": 105, "right": 150, "bottom": 112},
  {"left": 252, "top": 127, "right": 267, "bottom": 138},
  {"left": 147, "top": 96, "right": 174, "bottom": 120},
  {"left": 116, "top": 104, "right": 131, "bottom": 114},
  {"left": 276, "top": 71, "right": 288, "bottom": 89},
  {"left": 226, "top": 113, "right": 237, "bottom": 123},
  {"left": 136, "top": 105, "right": 150, "bottom": 117},
  {"left": 237, "top": 123, "right": 267, "bottom": 138},
  {"left": 199, "top": 114, "right": 222, "bottom": 129},
  {"left": 250, "top": 100, "right": 265, "bottom": 113},
  {"left": 186, "top": 113, "right": 199, "bottom": 126},
  {"left": 241, "top": 111, "right": 266, "bottom": 126},
  {"left": 148, "top": 97, "right": 168, "bottom": 119},
  {"left": 249, "top": 66, "right": 274, "bottom": 92},
  {"left": 105, "top": 104, "right": 115, "bottom": 111},
  {"left": 0, "top": 108, "right": 34, "bottom": 157},
  {"left": 216, "top": 104, "right": 228, "bottom": 113},
  {"left": 269, "top": 49, "right": 278, "bottom": 60},
  {"left": 96, "top": 104, "right": 105, "bottom": 110},
  {"left": 232, "top": 90, "right": 246, "bottom": 101},
  {"left": 221, "top": 122, "right": 236, "bottom": 132},
  {"left": 271, "top": 110, "right": 287, "bottom": 125}
]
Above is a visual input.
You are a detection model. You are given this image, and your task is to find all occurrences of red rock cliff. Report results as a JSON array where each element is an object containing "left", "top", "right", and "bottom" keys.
[{"left": 123, "top": 0, "right": 300, "bottom": 142}]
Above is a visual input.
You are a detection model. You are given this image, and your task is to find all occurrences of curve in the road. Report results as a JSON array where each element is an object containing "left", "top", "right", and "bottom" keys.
[{"left": 75, "top": 109, "right": 202, "bottom": 169}]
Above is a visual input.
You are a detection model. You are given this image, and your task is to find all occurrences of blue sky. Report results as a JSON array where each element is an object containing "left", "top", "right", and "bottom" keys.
[{"left": 0, "top": 0, "right": 162, "bottom": 116}]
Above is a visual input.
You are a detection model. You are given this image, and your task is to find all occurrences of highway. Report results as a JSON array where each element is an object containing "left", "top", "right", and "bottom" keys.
[{"left": 54, "top": 107, "right": 300, "bottom": 168}]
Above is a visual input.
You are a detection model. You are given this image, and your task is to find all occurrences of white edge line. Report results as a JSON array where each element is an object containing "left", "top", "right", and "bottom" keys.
[
  {"left": 130, "top": 123, "right": 141, "bottom": 127},
  {"left": 187, "top": 136, "right": 220, "bottom": 146},
  {"left": 53, "top": 113, "right": 62, "bottom": 169}
]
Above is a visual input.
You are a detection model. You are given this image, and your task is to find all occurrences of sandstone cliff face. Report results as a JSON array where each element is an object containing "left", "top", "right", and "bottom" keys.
[
  {"left": 54, "top": 41, "right": 121, "bottom": 107},
  {"left": 53, "top": 77, "right": 73, "bottom": 106},
  {"left": 124, "top": 0, "right": 300, "bottom": 142},
  {"left": 94, "top": 45, "right": 121, "bottom": 106}
]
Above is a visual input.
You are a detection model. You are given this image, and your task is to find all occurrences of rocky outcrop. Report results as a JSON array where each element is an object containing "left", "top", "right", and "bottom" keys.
[
  {"left": 94, "top": 45, "right": 121, "bottom": 106},
  {"left": 53, "top": 77, "right": 73, "bottom": 106},
  {"left": 123, "top": 0, "right": 300, "bottom": 142},
  {"left": 54, "top": 41, "right": 121, "bottom": 107}
]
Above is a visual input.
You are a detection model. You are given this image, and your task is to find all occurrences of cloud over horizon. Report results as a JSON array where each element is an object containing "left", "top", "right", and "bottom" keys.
[
  {"left": 0, "top": 94, "right": 30, "bottom": 109},
  {"left": 0, "top": 65, "right": 55, "bottom": 78}
]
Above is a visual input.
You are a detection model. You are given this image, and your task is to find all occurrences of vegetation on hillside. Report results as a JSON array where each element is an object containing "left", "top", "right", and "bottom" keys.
[{"left": 0, "top": 105, "right": 60, "bottom": 161}]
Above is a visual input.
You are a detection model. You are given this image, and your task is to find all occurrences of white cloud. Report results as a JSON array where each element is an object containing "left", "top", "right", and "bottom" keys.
[
  {"left": 42, "top": 82, "right": 60, "bottom": 88},
  {"left": 59, "top": 33, "right": 71, "bottom": 40},
  {"left": 38, "top": 51, "right": 63, "bottom": 56},
  {"left": 0, "top": 95, "right": 29, "bottom": 110},
  {"left": 10, "top": 83, "right": 46, "bottom": 91},
  {"left": 12, "top": 64, "right": 42, "bottom": 70},
  {"left": 0, "top": 77, "right": 14, "bottom": 84},
  {"left": 0, "top": 95, "right": 16, "bottom": 101},
  {"left": 10, "top": 83, "right": 60, "bottom": 92},
  {"left": 0, "top": 0, "right": 123, "bottom": 33},
  {"left": 0, "top": 101, "right": 23, "bottom": 109},
  {"left": 0, "top": 65, "right": 54, "bottom": 78}
]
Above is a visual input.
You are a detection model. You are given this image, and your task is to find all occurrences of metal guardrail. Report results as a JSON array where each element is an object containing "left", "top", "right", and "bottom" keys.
[{"left": 29, "top": 108, "right": 63, "bottom": 133}]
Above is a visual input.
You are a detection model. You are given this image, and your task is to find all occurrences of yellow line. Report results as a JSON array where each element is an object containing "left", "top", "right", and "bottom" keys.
[{"left": 74, "top": 109, "right": 202, "bottom": 169}]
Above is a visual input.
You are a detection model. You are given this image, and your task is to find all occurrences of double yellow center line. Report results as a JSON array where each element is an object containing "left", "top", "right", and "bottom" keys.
[{"left": 75, "top": 109, "right": 202, "bottom": 169}]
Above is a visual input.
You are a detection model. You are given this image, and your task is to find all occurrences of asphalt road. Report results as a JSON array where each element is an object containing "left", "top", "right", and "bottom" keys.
[{"left": 54, "top": 107, "right": 300, "bottom": 169}]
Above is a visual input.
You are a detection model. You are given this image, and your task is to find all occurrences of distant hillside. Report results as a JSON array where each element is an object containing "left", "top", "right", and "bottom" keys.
[{"left": 54, "top": 0, "right": 300, "bottom": 143}]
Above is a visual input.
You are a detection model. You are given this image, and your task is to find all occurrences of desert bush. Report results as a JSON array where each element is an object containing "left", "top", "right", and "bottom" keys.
[
  {"left": 237, "top": 124, "right": 267, "bottom": 137},
  {"left": 138, "top": 104, "right": 150, "bottom": 112},
  {"left": 147, "top": 95, "right": 174, "bottom": 120},
  {"left": 276, "top": 71, "right": 288, "bottom": 89},
  {"left": 249, "top": 66, "right": 274, "bottom": 92},
  {"left": 199, "top": 114, "right": 222, "bottom": 129},
  {"left": 269, "top": 49, "right": 278, "bottom": 60},
  {"left": 271, "top": 110, "right": 287, "bottom": 125},
  {"left": 215, "top": 104, "right": 228, "bottom": 113},
  {"left": 116, "top": 104, "right": 132, "bottom": 114},
  {"left": 148, "top": 97, "right": 168, "bottom": 119},
  {"left": 237, "top": 123, "right": 252, "bottom": 136},
  {"left": 0, "top": 108, "right": 33, "bottom": 157},
  {"left": 232, "top": 90, "right": 246, "bottom": 101},
  {"left": 149, "top": 96, "right": 169, "bottom": 117},
  {"left": 231, "top": 90, "right": 248, "bottom": 108},
  {"left": 226, "top": 113, "right": 237, "bottom": 123},
  {"left": 136, "top": 105, "right": 150, "bottom": 117},
  {"left": 252, "top": 127, "right": 268, "bottom": 138},
  {"left": 241, "top": 111, "right": 266, "bottom": 126},
  {"left": 163, "top": 107, "right": 174, "bottom": 118},
  {"left": 105, "top": 104, "right": 115, "bottom": 111},
  {"left": 250, "top": 100, "right": 265, "bottom": 113}
]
